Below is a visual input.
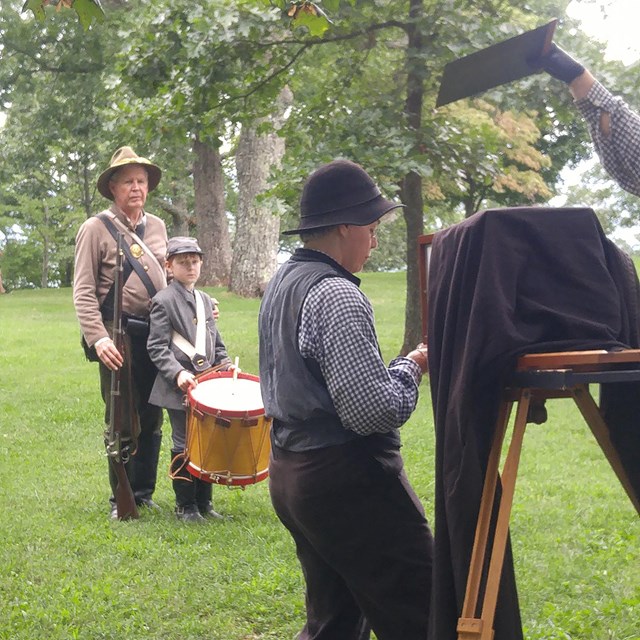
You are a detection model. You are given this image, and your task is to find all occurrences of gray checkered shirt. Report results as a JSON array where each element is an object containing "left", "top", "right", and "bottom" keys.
[
  {"left": 298, "top": 276, "right": 423, "bottom": 436},
  {"left": 576, "top": 80, "right": 640, "bottom": 197}
]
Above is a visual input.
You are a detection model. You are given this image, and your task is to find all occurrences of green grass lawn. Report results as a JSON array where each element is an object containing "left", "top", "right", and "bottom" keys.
[{"left": 0, "top": 278, "right": 638, "bottom": 640}]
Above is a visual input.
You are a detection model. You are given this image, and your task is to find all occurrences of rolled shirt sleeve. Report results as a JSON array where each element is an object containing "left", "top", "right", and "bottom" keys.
[{"left": 576, "top": 80, "right": 640, "bottom": 197}]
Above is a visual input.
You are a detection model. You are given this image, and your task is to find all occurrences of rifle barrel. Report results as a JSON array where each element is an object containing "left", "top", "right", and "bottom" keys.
[{"left": 108, "top": 231, "right": 139, "bottom": 521}]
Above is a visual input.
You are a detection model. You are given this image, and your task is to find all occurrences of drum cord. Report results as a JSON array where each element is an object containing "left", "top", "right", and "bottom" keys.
[{"left": 169, "top": 451, "right": 193, "bottom": 482}]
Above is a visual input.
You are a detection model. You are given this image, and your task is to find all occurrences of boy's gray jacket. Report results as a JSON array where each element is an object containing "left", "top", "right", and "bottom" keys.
[{"left": 147, "top": 280, "right": 230, "bottom": 411}]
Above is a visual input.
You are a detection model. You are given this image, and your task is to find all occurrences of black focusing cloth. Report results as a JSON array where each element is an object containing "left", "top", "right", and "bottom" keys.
[{"left": 426, "top": 207, "right": 640, "bottom": 640}]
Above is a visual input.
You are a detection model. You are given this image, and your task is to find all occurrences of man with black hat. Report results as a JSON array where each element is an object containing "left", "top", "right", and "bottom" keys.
[
  {"left": 258, "top": 159, "right": 433, "bottom": 640},
  {"left": 539, "top": 43, "right": 640, "bottom": 197},
  {"left": 147, "top": 236, "right": 232, "bottom": 522},
  {"left": 73, "top": 146, "right": 168, "bottom": 519}
]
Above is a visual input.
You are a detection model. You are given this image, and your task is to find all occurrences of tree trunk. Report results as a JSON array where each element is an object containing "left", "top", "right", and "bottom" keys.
[
  {"left": 0, "top": 269, "right": 5, "bottom": 294},
  {"left": 40, "top": 204, "right": 50, "bottom": 289},
  {"left": 401, "top": 172, "right": 425, "bottom": 355},
  {"left": 192, "top": 136, "right": 232, "bottom": 286},
  {"left": 463, "top": 172, "right": 478, "bottom": 218},
  {"left": 41, "top": 235, "right": 49, "bottom": 288},
  {"left": 63, "top": 259, "right": 73, "bottom": 288},
  {"left": 158, "top": 195, "right": 190, "bottom": 236},
  {"left": 82, "top": 157, "right": 93, "bottom": 219},
  {"left": 464, "top": 198, "right": 475, "bottom": 218},
  {"left": 231, "top": 86, "right": 293, "bottom": 297},
  {"left": 400, "top": 0, "right": 425, "bottom": 355}
]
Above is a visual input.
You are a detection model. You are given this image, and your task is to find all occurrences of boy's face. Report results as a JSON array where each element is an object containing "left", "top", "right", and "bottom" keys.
[{"left": 168, "top": 252, "right": 202, "bottom": 288}]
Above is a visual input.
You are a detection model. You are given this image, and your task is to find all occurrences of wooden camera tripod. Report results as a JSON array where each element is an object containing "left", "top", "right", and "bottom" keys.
[{"left": 456, "top": 349, "right": 640, "bottom": 640}]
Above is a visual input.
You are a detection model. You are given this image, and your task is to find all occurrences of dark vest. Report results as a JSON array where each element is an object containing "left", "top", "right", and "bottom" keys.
[{"left": 259, "top": 249, "right": 401, "bottom": 453}]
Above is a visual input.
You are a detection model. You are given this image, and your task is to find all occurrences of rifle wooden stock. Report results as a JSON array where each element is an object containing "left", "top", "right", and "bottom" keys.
[
  {"left": 109, "top": 450, "right": 138, "bottom": 520},
  {"left": 107, "top": 232, "right": 139, "bottom": 521}
]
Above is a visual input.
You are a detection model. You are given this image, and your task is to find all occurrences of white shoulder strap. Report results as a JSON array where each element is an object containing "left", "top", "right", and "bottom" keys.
[
  {"left": 171, "top": 331, "right": 196, "bottom": 358},
  {"left": 171, "top": 291, "right": 207, "bottom": 359},
  {"left": 194, "top": 291, "right": 206, "bottom": 355}
]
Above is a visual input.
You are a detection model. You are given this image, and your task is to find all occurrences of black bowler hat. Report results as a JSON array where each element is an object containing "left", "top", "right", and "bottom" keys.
[{"left": 282, "top": 159, "right": 405, "bottom": 235}]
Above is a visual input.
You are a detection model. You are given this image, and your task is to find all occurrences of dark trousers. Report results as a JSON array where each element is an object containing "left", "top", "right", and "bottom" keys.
[
  {"left": 269, "top": 442, "right": 433, "bottom": 640},
  {"left": 167, "top": 408, "right": 187, "bottom": 451},
  {"left": 100, "top": 332, "right": 163, "bottom": 504}
]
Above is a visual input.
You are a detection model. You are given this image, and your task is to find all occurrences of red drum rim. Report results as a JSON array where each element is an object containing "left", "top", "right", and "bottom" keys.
[
  {"left": 188, "top": 371, "right": 264, "bottom": 419},
  {"left": 186, "top": 460, "right": 269, "bottom": 486}
]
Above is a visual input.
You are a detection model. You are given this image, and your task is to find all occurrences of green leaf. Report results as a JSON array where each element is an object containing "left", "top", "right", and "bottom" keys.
[
  {"left": 292, "top": 8, "right": 330, "bottom": 37},
  {"left": 21, "top": 0, "right": 46, "bottom": 22},
  {"left": 20, "top": 0, "right": 104, "bottom": 28},
  {"left": 322, "top": 0, "right": 340, "bottom": 13},
  {"left": 73, "top": 0, "right": 105, "bottom": 30}
]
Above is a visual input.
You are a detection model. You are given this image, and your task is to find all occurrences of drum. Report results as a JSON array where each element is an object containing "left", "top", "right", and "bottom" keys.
[{"left": 185, "top": 370, "right": 271, "bottom": 486}]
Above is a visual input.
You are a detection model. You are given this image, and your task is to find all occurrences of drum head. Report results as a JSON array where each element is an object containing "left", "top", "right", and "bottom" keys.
[{"left": 188, "top": 371, "right": 264, "bottom": 418}]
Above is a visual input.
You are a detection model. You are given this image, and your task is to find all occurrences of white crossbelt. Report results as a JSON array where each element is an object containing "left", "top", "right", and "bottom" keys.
[{"left": 172, "top": 290, "right": 207, "bottom": 359}]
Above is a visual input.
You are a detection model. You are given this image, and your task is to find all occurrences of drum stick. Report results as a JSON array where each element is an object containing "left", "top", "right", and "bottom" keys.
[{"left": 233, "top": 356, "right": 240, "bottom": 381}]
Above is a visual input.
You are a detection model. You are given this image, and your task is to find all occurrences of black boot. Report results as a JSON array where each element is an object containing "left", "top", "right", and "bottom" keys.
[
  {"left": 195, "top": 478, "right": 224, "bottom": 519},
  {"left": 128, "top": 334, "right": 164, "bottom": 506},
  {"left": 131, "top": 429, "right": 163, "bottom": 508},
  {"left": 170, "top": 450, "right": 204, "bottom": 523}
]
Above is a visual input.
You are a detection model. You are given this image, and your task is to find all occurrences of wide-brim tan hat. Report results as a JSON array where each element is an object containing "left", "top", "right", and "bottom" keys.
[{"left": 97, "top": 146, "right": 162, "bottom": 200}]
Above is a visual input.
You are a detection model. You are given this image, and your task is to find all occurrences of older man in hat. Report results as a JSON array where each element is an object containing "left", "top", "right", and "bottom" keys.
[
  {"left": 258, "top": 159, "right": 434, "bottom": 640},
  {"left": 73, "top": 146, "right": 168, "bottom": 519}
]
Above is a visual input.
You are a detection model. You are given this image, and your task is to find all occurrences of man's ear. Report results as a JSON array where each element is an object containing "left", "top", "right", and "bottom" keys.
[{"left": 337, "top": 224, "right": 350, "bottom": 238}]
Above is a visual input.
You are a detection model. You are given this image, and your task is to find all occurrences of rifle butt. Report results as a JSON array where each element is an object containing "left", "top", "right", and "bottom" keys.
[{"left": 110, "top": 457, "right": 139, "bottom": 520}]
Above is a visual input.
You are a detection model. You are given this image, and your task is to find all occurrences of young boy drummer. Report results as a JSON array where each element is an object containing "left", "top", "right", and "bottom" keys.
[{"left": 147, "top": 236, "right": 232, "bottom": 522}]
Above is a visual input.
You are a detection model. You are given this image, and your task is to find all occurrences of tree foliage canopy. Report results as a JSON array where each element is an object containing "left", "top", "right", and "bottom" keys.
[
  {"left": 1, "top": 0, "right": 637, "bottom": 300},
  {"left": 22, "top": 0, "right": 104, "bottom": 29}
]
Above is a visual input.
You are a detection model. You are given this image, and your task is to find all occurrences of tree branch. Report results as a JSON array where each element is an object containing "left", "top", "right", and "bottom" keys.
[
  {"left": 3, "top": 38, "right": 104, "bottom": 74},
  {"left": 217, "top": 19, "right": 409, "bottom": 108},
  {"left": 275, "top": 19, "right": 409, "bottom": 45},
  {"left": 157, "top": 198, "right": 188, "bottom": 219},
  {"left": 231, "top": 19, "right": 409, "bottom": 49},
  {"left": 216, "top": 44, "right": 309, "bottom": 108}
]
